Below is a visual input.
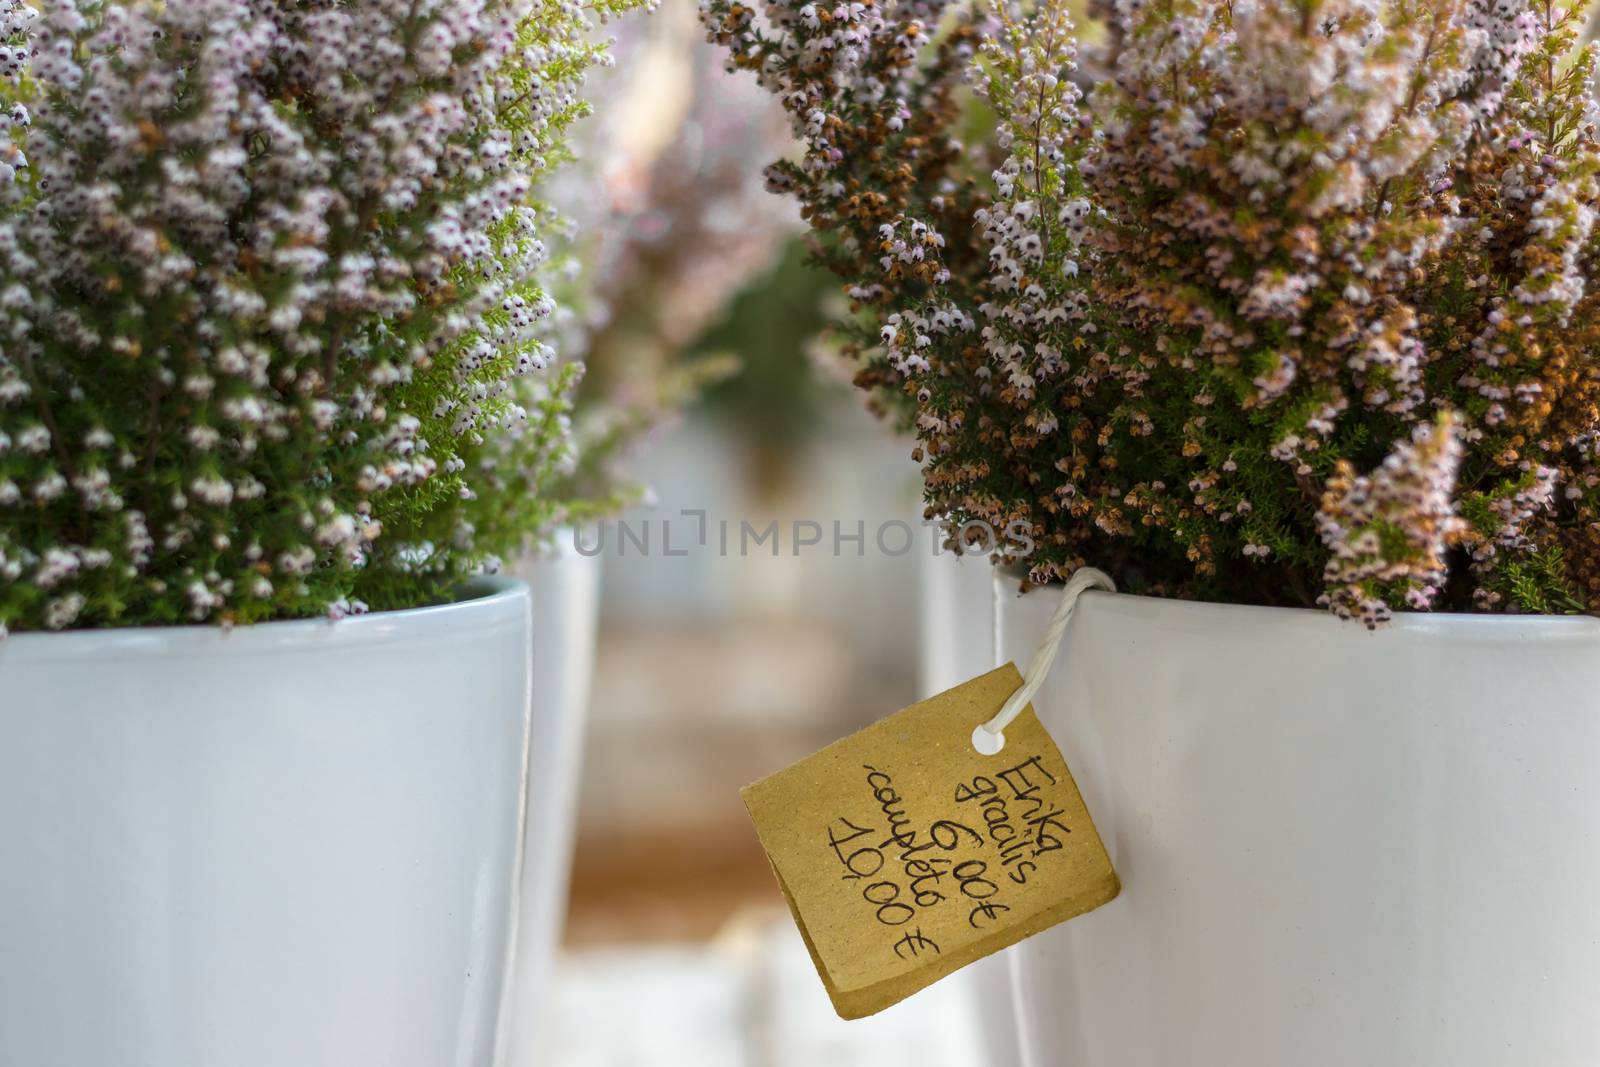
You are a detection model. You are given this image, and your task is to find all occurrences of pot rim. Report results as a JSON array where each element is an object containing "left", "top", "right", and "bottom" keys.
[
  {"left": 994, "top": 566, "right": 1600, "bottom": 639},
  {"left": 0, "top": 575, "right": 529, "bottom": 662}
]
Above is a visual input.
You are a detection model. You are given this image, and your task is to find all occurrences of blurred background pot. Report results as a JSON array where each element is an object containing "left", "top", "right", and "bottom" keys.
[
  {"left": 504, "top": 531, "right": 603, "bottom": 1065},
  {"left": 919, "top": 547, "right": 1024, "bottom": 1067},
  {"left": 0, "top": 578, "right": 533, "bottom": 1067},
  {"left": 990, "top": 584, "right": 1600, "bottom": 1067},
  {"left": 919, "top": 547, "right": 1000, "bottom": 699}
]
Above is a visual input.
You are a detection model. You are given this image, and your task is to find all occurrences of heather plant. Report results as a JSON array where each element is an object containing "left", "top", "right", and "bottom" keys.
[
  {"left": 544, "top": 0, "right": 793, "bottom": 501},
  {"left": 703, "top": 0, "right": 1600, "bottom": 624},
  {"left": 0, "top": 0, "right": 645, "bottom": 634}
]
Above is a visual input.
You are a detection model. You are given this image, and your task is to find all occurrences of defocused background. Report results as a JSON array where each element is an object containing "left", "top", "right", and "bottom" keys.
[{"left": 534, "top": 3, "right": 993, "bottom": 1063}]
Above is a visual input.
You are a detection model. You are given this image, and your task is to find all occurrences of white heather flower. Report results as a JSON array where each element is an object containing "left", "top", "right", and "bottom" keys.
[
  {"left": 16, "top": 424, "right": 49, "bottom": 453},
  {"left": 43, "top": 593, "right": 85, "bottom": 630},
  {"left": 187, "top": 426, "right": 222, "bottom": 451},
  {"left": 32, "top": 471, "right": 65, "bottom": 502},
  {"left": 190, "top": 476, "right": 234, "bottom": 507},
  {"left": 35, "top": 547, "right": 78, "bottom": 587}
]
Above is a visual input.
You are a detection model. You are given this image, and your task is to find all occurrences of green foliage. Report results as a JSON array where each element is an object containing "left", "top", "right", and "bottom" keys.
[
  {"left": 1488, "top": 546, "right": 1589, "bottom": 614},
  {"left": 694, "top": 240, "right": 840, "bottom": 485}
]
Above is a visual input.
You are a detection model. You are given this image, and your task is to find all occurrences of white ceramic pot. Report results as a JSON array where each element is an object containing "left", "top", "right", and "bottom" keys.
[
  {"left": 502, "top": 533, "right": 602, "bottom": 1066},
  {"left": 919, "top": 547, "right": 1025, "bottom": 1067},
  {"left": 992, "top": 584, "right": 1600, "bottom": 1067},
  {"left": 0, "top": 578, "right": 533, "bottom": 1067}
]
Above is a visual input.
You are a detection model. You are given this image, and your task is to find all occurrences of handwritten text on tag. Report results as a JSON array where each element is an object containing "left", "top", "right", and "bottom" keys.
[{"left": 742, "top": 663, "right": 1119, "bottom": 1019}]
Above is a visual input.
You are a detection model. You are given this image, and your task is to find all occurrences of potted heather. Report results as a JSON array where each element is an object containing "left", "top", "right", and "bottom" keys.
[
  {"left": 0, "top": 2, "right": 639, "bottom": 1065},
  {"left": 705, "top": 0, "right": 1600, "bottom": 1062}
]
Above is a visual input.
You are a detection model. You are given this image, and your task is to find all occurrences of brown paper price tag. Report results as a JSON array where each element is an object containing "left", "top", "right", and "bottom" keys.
[{"left": 742, "top": 663, "right": 1119, "bottom": 1019}]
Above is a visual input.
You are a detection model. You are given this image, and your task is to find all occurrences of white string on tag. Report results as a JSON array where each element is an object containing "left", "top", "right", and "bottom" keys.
[{"left": 972, "top": 566, "right": 1116, "bottom": 755}]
